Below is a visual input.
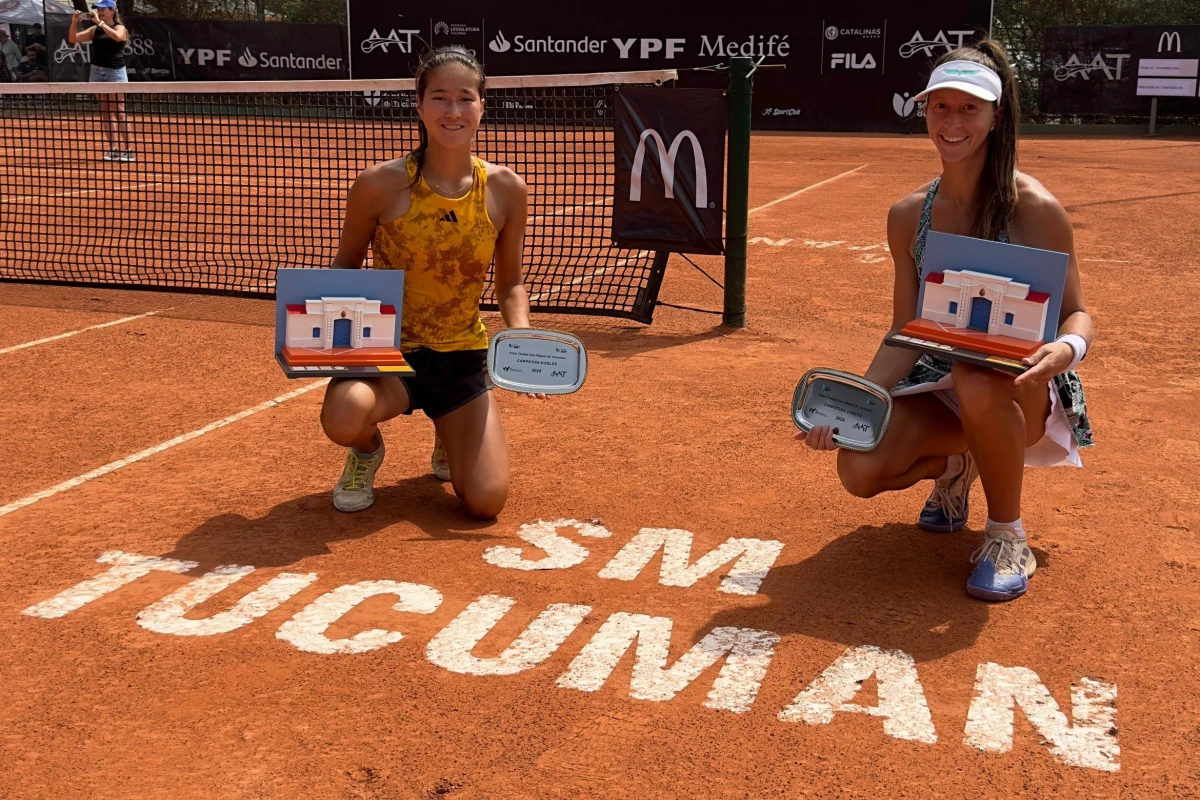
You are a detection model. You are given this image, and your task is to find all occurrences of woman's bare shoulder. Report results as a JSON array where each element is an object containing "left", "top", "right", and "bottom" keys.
[
  {"left": 888, "top": 180, "right": 934, "bottom": 239},
  {"left": 1014, "top": 171, "right": 1072, "bottom": 240},
  {"left": 481, "top": 160, "right": 527, "bottom": 195}
]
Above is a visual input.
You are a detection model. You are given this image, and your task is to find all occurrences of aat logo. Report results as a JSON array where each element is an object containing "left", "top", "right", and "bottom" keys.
[
  {"left": 360, "top": 27, "right": 422, "bottom": 55},
  {"left": 899, "top": 29, "right": 973, "bottom": 59},
  {"left": 1053, "top": 52, "right": 1131, "bottom": 82}
]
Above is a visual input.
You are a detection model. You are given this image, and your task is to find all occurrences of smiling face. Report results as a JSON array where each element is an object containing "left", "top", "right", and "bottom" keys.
[
  {"left": 416, "top": 63, "right": 485, "bottom": 152},
  {"left": 924, "top": 88, "right": 998, "bottom": 164}
]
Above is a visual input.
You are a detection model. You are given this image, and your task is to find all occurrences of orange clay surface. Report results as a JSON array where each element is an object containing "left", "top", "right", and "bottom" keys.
[
  {"left": 282, "top": 346, "right": 411, "bottom": 367},
  {"left": 899, "top": 318, "right": 1044, "bottom": 359},
  {"left": 1, "top": 135, "right": 1199, "bottom": 799}
]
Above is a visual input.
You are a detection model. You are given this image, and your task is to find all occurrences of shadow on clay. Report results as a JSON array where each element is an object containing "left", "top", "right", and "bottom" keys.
[
  {"left": 159, "top": 476, "right": 497, "bottom": 571},
  {"left": 699, "top": 522, "right": 1030, "bottom": 663}
]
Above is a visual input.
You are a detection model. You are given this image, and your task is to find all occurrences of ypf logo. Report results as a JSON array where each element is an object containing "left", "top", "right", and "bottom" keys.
[
  {"left": 630, "top": 129, "right": 710, "bottom": 209},
  {"left": 488, "top": 30, "right": 511, "bottom": 53},
  {"left": 899, "top": 30, "right": 973, "bottom": 59},
  {"left": 1159, "top": 31, "right": 1182, "bottom": 53},
  {"left": 825, "top": 26, "right": 839, "bottom": 41}
]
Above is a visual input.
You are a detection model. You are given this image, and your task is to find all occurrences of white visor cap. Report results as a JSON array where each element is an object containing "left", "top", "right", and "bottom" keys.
[{"left": 913, "top": 60, "right": 1003, "bottom": 104}]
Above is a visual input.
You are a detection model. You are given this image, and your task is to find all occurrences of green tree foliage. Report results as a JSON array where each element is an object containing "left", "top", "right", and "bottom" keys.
[{"left": 993, "top": 0, "right": 1200, "bottom": 117}]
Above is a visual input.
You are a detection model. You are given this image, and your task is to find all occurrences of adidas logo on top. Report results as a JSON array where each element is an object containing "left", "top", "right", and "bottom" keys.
[{"left": 439, "top": 210, "right": 459, "bottom": 224}]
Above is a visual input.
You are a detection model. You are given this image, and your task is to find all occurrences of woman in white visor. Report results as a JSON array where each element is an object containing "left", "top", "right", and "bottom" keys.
[{"left": 797, "top": 40, "right": 1095, "bottom": 602}]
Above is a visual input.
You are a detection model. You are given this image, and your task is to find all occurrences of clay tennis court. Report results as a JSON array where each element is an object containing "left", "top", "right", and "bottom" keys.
[{"left": 1, "top": 133, "right": 1197, "bottom": 798}]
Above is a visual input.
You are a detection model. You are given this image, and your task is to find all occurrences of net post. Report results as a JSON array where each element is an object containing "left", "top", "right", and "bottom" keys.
[
  {"left": 723, "top": 57, "right": 753, "bottom": 329},
  {"left": 1149, "top": 97, "right": 1158, "bottom": 137}
]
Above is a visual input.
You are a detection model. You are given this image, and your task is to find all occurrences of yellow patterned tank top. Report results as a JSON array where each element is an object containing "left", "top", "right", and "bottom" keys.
[{"left": 372, "top": 155, "right": 497, "bottom": 351}]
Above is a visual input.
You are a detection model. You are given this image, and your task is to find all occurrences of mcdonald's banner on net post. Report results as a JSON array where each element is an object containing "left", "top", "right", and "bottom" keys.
[{"left": 611, "top": 87, "right": 727, "bottom": 255}]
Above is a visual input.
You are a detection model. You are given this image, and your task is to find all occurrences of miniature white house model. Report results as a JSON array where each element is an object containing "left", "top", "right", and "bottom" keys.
[
  {"left": 921, "top": 270, "right": 1050, "bottom": 342},
  {"left": 285, "top": 297, "right": 397, "bottom": 350}
]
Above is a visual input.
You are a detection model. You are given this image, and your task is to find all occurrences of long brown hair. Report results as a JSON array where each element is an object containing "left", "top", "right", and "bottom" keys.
[
  {"left": 409, "top": 46, "right": 486, "bottom": 188},
  {"left": 932, "top": 39, "right": 1020, "bottom": 241}
]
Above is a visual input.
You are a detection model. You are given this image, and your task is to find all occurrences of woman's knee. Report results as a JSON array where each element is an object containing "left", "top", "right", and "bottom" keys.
[
  {"left": 457, "top": 477, "right": 509, "bottom": 519},
  {"left": 320, "top": 380, "right": 377, "bottom": 445},
  {"left": 836, "top": 450, "right": 888, "bottom": 499},
  {"left": 951, "top": 361, "right": 1013, "bottom": 418}
]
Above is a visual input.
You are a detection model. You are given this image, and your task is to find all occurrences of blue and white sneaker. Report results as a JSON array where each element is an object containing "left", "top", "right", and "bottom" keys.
[
  {"left": 918, "top": 451, "right": 978, "bottom": 533},
  {"left": 967, "top": 527, "right": 1036, "bottom": 602}
]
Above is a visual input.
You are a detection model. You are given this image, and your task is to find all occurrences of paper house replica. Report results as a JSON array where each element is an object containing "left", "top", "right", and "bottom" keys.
[
  {"left": 281, "top": 297, "right": 409, "bottom": 367},
  {"left": 899, "top": 269, "right": 1049, "bottom": 360}
]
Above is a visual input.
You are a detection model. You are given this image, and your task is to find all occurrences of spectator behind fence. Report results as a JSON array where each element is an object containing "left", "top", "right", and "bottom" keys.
[
  {"left": 0, "top": 30, "right": 22, "bottom": 81},
  {"left": 16, "top": 44, "right": 48, "bottom": 83},
  {"left": 28, "top": 23, "right": 47, "bottom": 49}
]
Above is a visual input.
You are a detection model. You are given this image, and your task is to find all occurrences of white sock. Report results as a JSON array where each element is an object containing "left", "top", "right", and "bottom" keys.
[
  {"left": 986, "top": 517, "right": 1026, "bottom": 539},
  {"left": 936, "top": 453, "right": 965, "bottom": 481},
  {"left": 353, "top": 435, "right": 381, "bottom": 459}
]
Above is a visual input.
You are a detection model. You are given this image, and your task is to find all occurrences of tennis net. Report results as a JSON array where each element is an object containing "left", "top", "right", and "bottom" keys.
[{"left": 0, "top": 71, "right": 676, "bottom": 323}]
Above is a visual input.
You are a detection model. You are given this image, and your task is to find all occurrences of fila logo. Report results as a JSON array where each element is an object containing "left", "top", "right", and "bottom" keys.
[
  {"left": 831, "top": 53, "right": 877, "bottom": 69},
  {"left": 1159, "top": 31, "right": 1182, "bottom": 53},
  {"left": 630, "top": 129, "right": 708, "bottom": 208},
  {"left": 439, "top": 210, "right": 459, "bottom": 223}
]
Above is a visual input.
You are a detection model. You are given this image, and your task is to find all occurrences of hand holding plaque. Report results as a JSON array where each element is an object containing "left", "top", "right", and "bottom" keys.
[
  {"left": 488, "top": 329, "right": 587, "bottom": 395},
  {"left": 791, "top": 368, "right": 893, "bottom": 452}
]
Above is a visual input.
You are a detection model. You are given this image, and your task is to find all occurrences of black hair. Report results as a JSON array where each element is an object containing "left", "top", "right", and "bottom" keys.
[{"left": 408, "top": 46, "right": 486, "bottom": 188}]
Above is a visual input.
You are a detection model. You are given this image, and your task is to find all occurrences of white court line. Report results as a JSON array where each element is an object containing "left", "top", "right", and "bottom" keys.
[
  {"left": 1082, "top": 258, "right": 1131, "bottom": 263},
  {"left": 530, "top": 197, "right": 611, "bottom": 223},
  {"left": 0, "top": 177, "right": 207, "bottom": 203},
  {"left": 0, "top": 379, "right": 330, "bottom": 519},
  {"left": 2, "top": 174, "right": 354, "bottom": 203},
  {"left": 748, "top": 165, "right": 868, "bottom": 215},
  {"left": 0, "top": 309, "right": 169, "bottom": 355},
  {"left": 529, "top": 251, "right": 652, "bottom": 303}
]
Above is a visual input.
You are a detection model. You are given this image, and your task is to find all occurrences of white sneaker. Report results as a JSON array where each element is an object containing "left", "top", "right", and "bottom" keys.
[
  {"left": 967, "top": 527, "right": 1036, "bottom": 602},
  {"left": 431, "top": 435, "right": 451, "bottom": 482},
  {"left": 918, "top": 450, "right": 978, "bottom": 533},
  {"left": 119, "top": 151, "right": 136, "bottom": 163},
  {"left": 333, "top": 439, "right": 385, "bottom": 512},
  {"left": 102, "top": 151, "right": 119, "bottom": 162}
]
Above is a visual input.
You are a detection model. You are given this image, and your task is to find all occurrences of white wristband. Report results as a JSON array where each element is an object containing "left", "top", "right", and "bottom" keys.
[{"left": 1056, "top": 333, "right": 1086, "bottom": 371}]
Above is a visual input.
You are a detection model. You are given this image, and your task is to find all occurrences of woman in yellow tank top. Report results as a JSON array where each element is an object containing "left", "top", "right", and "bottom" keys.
[{"left": 320, "top": 46, "right": 544, "bottom": 518}]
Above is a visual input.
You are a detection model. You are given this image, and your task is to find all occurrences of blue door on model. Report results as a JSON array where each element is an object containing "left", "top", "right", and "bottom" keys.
[
  {"left": 333, "top": 318, "right": 352, "bottom": 347},
  {"left": 968, "top": 297, "right": 992, "bottom": 332}
]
